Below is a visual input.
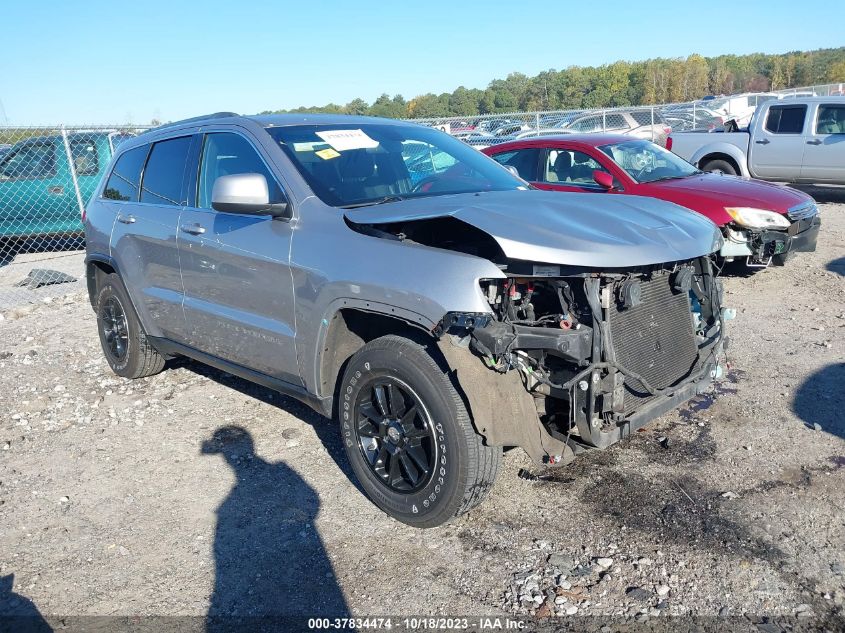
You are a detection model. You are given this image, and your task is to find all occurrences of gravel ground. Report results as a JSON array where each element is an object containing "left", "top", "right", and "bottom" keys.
[{"left": 0, "top": 192, "right": 843, "bottom": 630}]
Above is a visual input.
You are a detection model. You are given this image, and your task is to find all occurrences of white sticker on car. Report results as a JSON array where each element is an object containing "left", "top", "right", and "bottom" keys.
[
  {"left": 316, "top": 129, "right": 379, "bottom": 151},
  {"left": 532, "top": 264, "right": 561, "bottom": 277}
]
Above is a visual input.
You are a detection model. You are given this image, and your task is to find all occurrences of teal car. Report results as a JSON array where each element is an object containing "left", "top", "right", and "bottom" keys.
[{"left": 0, "top": 131, "right": 132, "bottom": 250}]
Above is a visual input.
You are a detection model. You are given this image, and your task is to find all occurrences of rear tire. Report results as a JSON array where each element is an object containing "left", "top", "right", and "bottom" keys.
[
  {"left": 700, "top": 159, "right": 737, "bottom": 176},
  {"left": 95, "top": 273, "right": 165, "bottom": 379},
  {"left": 338, "top": 335, "right": 500, "bottom": 528}
]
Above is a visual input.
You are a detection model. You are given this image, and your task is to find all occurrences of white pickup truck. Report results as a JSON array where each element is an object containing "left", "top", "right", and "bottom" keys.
[{"left": 667, "top": 97, "right": 845, "bottom": 184}]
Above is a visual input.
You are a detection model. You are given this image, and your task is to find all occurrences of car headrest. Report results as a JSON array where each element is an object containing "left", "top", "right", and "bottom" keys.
[{"left": 554, "top": 152, "right": 572, "bottom": 171}]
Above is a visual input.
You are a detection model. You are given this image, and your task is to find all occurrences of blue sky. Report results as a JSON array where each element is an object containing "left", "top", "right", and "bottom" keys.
[{"left": 1, "top": 0, "right": 841, "bottom": 125}]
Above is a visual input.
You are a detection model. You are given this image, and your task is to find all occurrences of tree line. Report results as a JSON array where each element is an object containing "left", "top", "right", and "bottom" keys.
[{"left": 261, "top": 47, "right": 845, "bottom": 119}]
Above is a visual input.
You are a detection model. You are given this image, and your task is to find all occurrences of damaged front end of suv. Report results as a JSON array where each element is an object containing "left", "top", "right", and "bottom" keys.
[{"left": 349, "top": 191, "right": 728, "bottom": 467}]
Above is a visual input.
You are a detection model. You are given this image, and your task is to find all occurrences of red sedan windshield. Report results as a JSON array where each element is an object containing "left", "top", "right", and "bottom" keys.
[{"left": 599, "top": 139, "right": 700, "bottom": 184}]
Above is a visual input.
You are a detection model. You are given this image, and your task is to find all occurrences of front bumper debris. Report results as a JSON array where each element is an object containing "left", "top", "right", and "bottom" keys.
[{"left": 721, "top": 215, "right": 821, "bottom": 266}]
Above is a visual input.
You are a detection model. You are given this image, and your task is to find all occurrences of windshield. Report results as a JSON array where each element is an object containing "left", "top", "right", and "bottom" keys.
[
  {"left": 599, "top": 139, "right": 699, "bottom": 184},
  {"left": 266, "top": 123, "right": 524, "bottom": 207}
]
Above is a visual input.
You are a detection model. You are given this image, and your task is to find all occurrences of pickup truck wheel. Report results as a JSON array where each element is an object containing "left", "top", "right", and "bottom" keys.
[
  {"left": 339, "top": 335, "right": 501, "bottom": 528},
  {"left": 95, "top": 273, "right": 165, "bottom": 379},
  {"left": 700, "top": 159, "right": 737, "bottom": 176}
]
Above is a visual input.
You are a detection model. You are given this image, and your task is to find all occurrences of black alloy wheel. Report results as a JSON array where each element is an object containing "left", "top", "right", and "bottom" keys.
[
  {"left": 101, "top": 295, "right": 129, "bottom": 363},
  {"left": 354, "top": 378, "right": 437, "bottom": 494}
]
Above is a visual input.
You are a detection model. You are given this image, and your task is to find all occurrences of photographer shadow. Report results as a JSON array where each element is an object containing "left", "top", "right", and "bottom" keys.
[
  {"left": 201, "top": 425, "right": 350, "bottom": 630},
  {"left": 0, "top": 573, "right": 52, "bottom": 632}
]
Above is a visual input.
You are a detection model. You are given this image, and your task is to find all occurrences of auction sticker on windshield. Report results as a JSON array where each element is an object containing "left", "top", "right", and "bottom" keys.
[
  {"left": 316, "top": 129, "right": 379, "bottom": 151},
  {"left": 316, "top": 148, "right": 341, "bottom": 160}
]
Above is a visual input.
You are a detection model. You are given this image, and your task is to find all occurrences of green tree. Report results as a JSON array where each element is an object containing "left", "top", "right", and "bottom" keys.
[{"left": 259, "top": 47, "right": 845, "bottom": 118}]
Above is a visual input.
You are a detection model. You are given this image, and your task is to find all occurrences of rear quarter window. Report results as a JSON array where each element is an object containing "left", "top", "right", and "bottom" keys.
[
  {"left": 140, "top": 136, "right": 192, "bottom": 206},
  {"left": 764, "top": 105, "right": 807, "bottom": 134},
  {"left": 103, "top": 145, "right": 150, "bottom": 201}
]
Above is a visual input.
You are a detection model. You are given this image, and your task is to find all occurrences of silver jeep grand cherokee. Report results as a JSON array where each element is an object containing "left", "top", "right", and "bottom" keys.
[{"left": 85, "top": 113, "right": 727, "bottom": 527}]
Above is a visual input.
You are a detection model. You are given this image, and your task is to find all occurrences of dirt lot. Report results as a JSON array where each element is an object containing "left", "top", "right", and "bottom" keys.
[{"left": 0, "top": 192, "right": 843, "bottom": 630}]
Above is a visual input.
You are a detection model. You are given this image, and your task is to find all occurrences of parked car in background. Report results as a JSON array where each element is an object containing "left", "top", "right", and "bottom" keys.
[
  {"left": 703, "top": 92, "right": 780, "bottom": 127},
  {"left": 0, "top": 131, "right": 132, "bottom": 250},
  {"left": 558, "top": 110, "right": 672, "bottom": 145},
  {"left": 483, "top": 134, "right": 820, "bottom": 268},
  {"left": 0, "top": 144, "right": 11, "bottom": 160},
  {"left": 85, "top": 113, "right": 727, "bottom": 527},
  {"left": 512, "top": 128, "right": 577, "bottom": 139},
  {"left": 668, "top": 97, "right": 845, "bottom": 184},
  {"left": 662, "top": 105, "right": 724, "bottom": 132}
]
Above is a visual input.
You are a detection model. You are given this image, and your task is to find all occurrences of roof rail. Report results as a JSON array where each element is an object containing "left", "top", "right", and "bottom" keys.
[{"left": 148, "top": 112, "right": 240, "bottom": 132}]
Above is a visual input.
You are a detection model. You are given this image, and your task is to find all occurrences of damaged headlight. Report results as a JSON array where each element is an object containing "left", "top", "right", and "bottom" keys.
[{"left": 724, "top": 207, "right": 791, "bottom": 230}]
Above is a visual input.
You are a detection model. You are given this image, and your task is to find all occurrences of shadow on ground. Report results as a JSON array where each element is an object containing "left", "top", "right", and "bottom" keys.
[
  {"left": 0, "top": 235, "right": 84, "bottom": 269},
  {"left": 827, "top": 257, "right": 845, "bottom": 277},
  {"left": 0, "top": 573, "right": 52, "bottom": 632},
  {"left": 791, "top": 184, "right": 845, "bottom": 205},
  {"left": 793, "top": 362, "right": 845, "bottom": 440},
  {"left": 201, "top": 425, "right": 350, "bottom": 629},
  {"left": 177, "top": 360, "right": 358, "bottom": 490}
]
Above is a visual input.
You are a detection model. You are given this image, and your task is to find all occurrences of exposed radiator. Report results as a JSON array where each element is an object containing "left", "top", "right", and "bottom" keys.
[{"left": 607, "top": 273, "right": 699, "bottom": 414}]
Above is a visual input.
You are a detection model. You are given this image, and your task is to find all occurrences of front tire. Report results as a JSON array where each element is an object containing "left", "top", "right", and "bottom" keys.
[
  {"left": 95, "top": 273, "right": 165, "bottom": 379},
  {"left": 700, "top": 158, "right": 737, "bottom": 176},
  {"left": 338, "top": 335, "right": 500, "bottom": 528}
]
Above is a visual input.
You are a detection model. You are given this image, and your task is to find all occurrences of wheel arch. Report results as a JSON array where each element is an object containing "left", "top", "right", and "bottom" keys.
[
  {"left": 692, "top": 145, "right": 748, "bottom": 177},
  {"left": 85, "top": 254, "right": 119, "bottom": 309},
  {"left": 317, "top": 306, "right": 435, "bottom": 417}
]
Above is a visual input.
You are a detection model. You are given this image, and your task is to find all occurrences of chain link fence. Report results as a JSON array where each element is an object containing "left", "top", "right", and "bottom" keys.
[
  {"left": 0, "top": 126, "right": 150, "bottom": 309},
  {"left": 411, "top": 82, "right": 845, "bottom": 148},
  {"left": 0, "top": 82, "right": 841, "bottom": 310}
]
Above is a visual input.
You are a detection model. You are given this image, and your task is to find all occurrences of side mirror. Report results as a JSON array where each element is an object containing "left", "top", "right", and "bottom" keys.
[
  {"left": 593, "top": 170, "right": 615, "bottom": 190},
  {"left": 211, "top": 173, "right": 291, "bottom": 220},
  {"left": 504, "top": 165, "right": 521, "bottom": 178}
]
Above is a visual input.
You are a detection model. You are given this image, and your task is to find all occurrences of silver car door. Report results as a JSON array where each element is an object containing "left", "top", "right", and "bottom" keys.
[
  {"left": 749, "top": 103, "right": 808, "bottom": 180},
  {"left": 177, "top": 130, "right": 300, "bottom": 385},
  {"left": 801, "top": 102, "right": 845, "bottom": 182},
  {"left": 108, "top": 138, "right": 189, "bottom": 341}
]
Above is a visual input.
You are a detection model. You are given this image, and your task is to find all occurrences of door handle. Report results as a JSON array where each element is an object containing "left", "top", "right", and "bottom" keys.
[
  {"left": 180, "top": 223, "right": 206, "bottom": 235},
  {"left": 755, "top": 139, "right": 770, "bottom": 145},
  {"left": 806, "top": 139, "right": 822, "bottom": 145},
  {"left": 117, "top": 213, "right": 136, "bottom": 224},
  {"left": 47, "top": 185, "right": 64, "bottom": 195}
]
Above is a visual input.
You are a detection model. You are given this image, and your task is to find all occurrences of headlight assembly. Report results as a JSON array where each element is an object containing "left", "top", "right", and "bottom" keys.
[{"left": 724, "top": 207, "right": 791, "bottom": 230}]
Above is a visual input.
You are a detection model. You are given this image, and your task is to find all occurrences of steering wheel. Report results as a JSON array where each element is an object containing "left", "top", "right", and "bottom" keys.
[
  {"left": 629, "top": 152, "right": 652, "bottom": 179},
  {"left": 411, "top": 175, "right": 440, "bottom": 193}
]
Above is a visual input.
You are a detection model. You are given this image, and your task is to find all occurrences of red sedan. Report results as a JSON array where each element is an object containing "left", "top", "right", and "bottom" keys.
[{"left": 482, "top": 134, "right": 820, "bottom": 268}]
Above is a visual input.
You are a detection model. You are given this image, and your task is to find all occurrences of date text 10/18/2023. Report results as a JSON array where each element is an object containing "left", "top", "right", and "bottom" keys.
[{"left": 307, "top": 617, "right": 527, "bottom": 630}]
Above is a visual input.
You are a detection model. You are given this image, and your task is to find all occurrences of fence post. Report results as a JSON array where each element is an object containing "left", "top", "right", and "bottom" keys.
[
  {"left": 602, "top": 110, "right": 606, "bottom": 131},
  {"left": 693, "top": 101, "right": 697, "bottom": 130},
  {"left": 60, "top": 126, "right": 85, "bottom": 218},
  {"left": 535, "top": 112, "right": 540, "bottom": 131},
  {"left": 650, "top": 106, "right": 655, "bottom": 142}
]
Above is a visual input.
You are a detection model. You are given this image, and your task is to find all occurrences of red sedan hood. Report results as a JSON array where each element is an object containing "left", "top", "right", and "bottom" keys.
[{"left": 646, "top": 173, "right": 812, "bottom": 226}]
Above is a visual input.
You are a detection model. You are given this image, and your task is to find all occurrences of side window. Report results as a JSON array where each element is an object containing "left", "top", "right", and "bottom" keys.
[
  {"left": 489, "top": 148, "right": 540, "bottom": 181},
  {"left": 764, "top": 105, "right": 807, "bottom": 134},
  {"left": 630, "top": 111, "right": 655, "bottom": 126},
  {"left": 571, "top": 116, "right": 600, "bottom": 132},
  {"left": 0, "top": 142, "right": 56, "bottom": 180},
  {"left": 103, "top": 145, "right": 149, "bottom": 201},
  {"left": 816, "top": 105, "right": 845, "bottom": 134},
  {"left": 198, "top": 133, "right": 283, "bottom": 209},
  {"left": 605, "top": 113, "right": 627, "bottom": 129},
  {"left": 140, "top": 136, "right": 192, "bottom": 206},
  {"left": 542, "top": 150, "right": 608, "bottom": 186},
  {"left": 70, "top": 138, "right": 99, "bottom": 176}
]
